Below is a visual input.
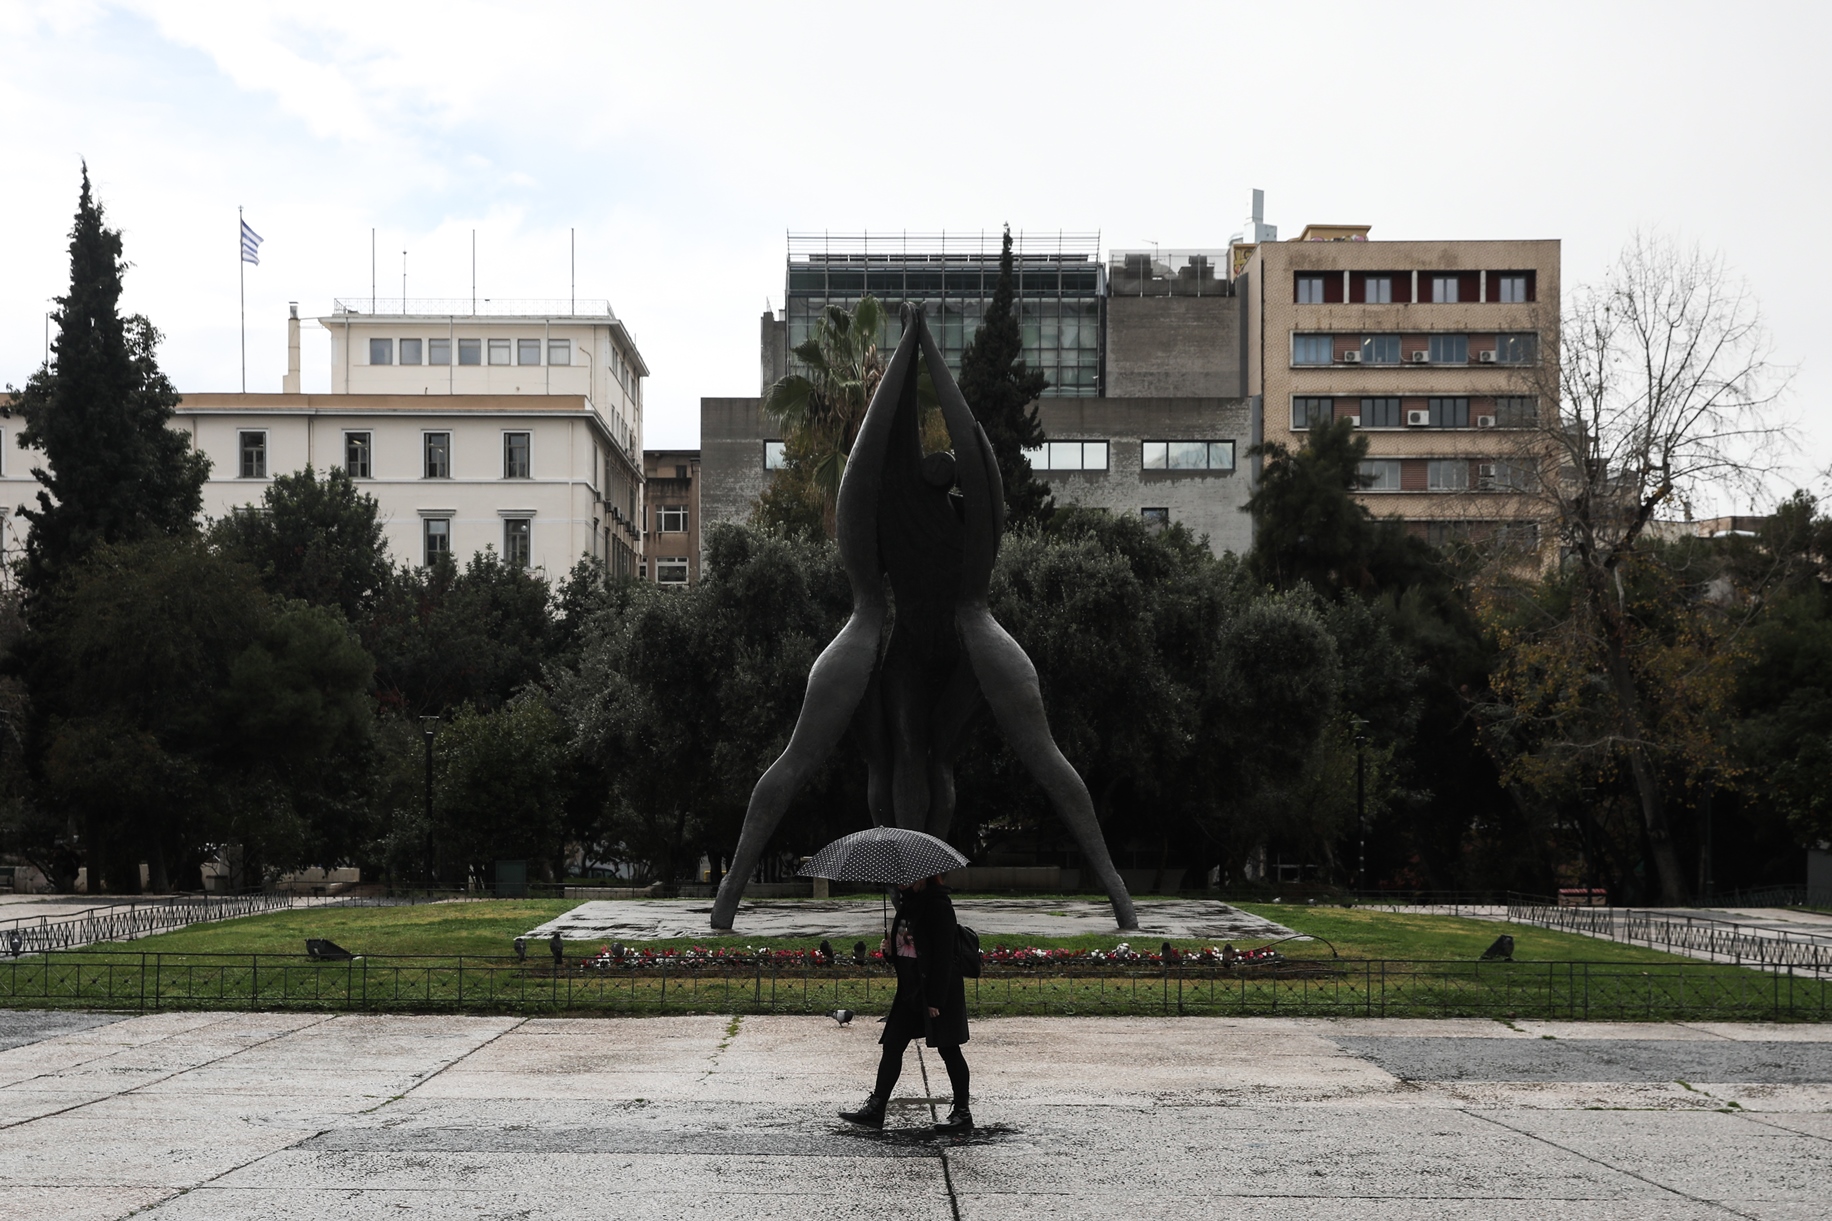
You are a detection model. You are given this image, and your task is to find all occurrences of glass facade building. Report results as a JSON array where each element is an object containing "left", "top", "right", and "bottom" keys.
[{"left": 784, "top": 233, "right": 1103, "bottom": 396}]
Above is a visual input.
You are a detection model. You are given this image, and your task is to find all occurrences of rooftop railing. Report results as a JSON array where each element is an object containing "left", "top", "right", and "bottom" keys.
[{"left": 330, "top": 298, "right": 617, "bottom": 317}]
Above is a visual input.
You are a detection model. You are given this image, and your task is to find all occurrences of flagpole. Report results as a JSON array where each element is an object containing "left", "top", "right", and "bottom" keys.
[{"left": 239, "top": 206, "right": 246, "bottom": 392}]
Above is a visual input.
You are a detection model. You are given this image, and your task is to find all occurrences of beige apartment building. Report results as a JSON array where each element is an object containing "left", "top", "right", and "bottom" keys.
[
  {"left": 1240, "top": 226, "right": 1559, "bottom": 545},
  {"left": 130, "top": 301, "right": 648, "bottom": 580},
  {"left": 641, "top": 449, "right": 700, "bottom": 584}
]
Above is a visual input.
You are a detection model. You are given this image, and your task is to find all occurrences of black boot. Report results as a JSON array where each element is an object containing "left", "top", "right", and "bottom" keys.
[
  {"left": 933, "top": 1103, "right": 973, "bottom": 1135},
  {"left": 839, "top": 1094, "right": 887, "bottom": 1129}
]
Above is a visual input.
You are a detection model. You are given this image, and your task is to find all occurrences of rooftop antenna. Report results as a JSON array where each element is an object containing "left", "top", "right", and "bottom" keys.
[
  {"left": 570, "top": 227, "right": 575, "bottom": 314},
  {"left": 471, "top": 229, "right": 476, "bottom": 315},
  {"left": 370, "top": 228, "right": 376, "bottom": 314},
  {"left": 402, "top": 249, "right": 407, "bottom": 310}
]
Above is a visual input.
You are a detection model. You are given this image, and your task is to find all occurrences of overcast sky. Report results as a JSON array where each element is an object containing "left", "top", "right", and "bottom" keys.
[{"left": 2, "top": 0, "right": 1827, "bottom": 508}]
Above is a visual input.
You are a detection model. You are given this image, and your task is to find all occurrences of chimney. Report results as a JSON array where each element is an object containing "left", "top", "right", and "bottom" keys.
[{"left": 283, "top": 303, "right": 301, "bottom": 394}]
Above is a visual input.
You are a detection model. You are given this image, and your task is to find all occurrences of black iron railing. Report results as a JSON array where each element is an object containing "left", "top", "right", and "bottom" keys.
[
  {"left": 2, "top": 952, "right": 1823, "bottom": 1022},
  {"left": 1506, "top": 902, "right": 1832, "bottom": 975},
  {"left": 0, "top": 893, "right": 295, "bottom": 956}
]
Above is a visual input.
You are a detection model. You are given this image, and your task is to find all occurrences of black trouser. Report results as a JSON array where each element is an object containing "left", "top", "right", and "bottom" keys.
[{"left": 874, "top": 1037, "right": 968, "bottom": 1107}]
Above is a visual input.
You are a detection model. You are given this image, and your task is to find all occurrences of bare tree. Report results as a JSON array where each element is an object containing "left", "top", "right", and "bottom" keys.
[{"left": 1486, "top": 232, "right": 1789, "bottom": 904}]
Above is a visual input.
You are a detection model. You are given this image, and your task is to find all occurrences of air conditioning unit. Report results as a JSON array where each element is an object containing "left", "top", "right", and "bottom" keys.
[
  {"left": 1478, "top": 349, "right": 1498, "bottom": 363},
  {"left": 1406, "top": 410, "right": 1431, "bottom": 426},
  {"left": 1409, "top": 350, "right": 1430, "bottom": 363},
  {"left": 1342, "top": 416, "right": 1361, "bottom": 428},
  {"left": 1477, "top": 463, "right": 1498, "bottom": 490},
  {"left": 1475, "top": 415, "right": 1497, "bottom": 429},
  {"left": 1338, "top": 350, "right": 1362, "bottom": 363}
]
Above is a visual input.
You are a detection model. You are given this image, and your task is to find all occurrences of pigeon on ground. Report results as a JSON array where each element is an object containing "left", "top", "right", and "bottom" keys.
[{"left": 828, "top": 1009, "right": 854, "bottom": 1026}]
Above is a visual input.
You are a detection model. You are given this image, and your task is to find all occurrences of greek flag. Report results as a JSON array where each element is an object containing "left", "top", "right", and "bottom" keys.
[{"left": 240, "top": 218, "right": 263, "bottom": 265}]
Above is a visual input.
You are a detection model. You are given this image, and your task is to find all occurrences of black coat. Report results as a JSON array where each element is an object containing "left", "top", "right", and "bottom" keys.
[{"left": 881, "top": 883, "right": 969, "bottom": 1047}]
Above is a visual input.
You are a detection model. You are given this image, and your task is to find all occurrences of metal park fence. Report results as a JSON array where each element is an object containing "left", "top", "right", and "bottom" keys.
[
  {"left": 1506, "top": 902, "right": 1832, "bottom": 976},
  {"left": 0, "top": 893, "right": 295, "bottom": 956},
  {"left": 2, "top": 952, "right": 1824, "bottom": 1022}
]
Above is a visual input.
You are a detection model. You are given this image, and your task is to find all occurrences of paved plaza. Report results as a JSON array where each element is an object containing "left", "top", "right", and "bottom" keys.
[
  {"left": 527, "top": 897, "right": 1297, "bottom": 942},
  {"left": 0, "top": 1008, "right": 1828, "bottom": 1219}
]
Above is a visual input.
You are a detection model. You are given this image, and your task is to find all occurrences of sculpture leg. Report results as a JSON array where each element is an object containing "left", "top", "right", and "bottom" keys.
[
  {"left": 849, "top": 674, "right": 893, "bottom": 829},
  {"left": 956, "top": 605, "right": 1138, "bottom": 930},
  {"left": 711, "top": 607, "right": 883, "bottom": 930}
]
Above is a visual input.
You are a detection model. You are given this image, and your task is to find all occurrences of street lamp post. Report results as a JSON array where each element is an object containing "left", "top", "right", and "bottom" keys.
[
  {"left": 421, "top": 716, "right": 440, "bottom": 888},
  {"left": 1352, "top": 716, "right": 1369, "bottom": 892}
]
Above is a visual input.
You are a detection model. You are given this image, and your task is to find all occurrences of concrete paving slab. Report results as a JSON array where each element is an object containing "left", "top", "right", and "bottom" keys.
[
  {"left": 0, "top": 1185, "right": 175, "bottom": 1221},
  {"left": 526, "top": 897, "right": 1295, "bottom": 941},
  {"left": 1331, "top": 1036, "right": 1832, "bottom": 1082},
  {"left": 5, "top": 1011, "right": 1831, "bottom": 1218},
  {"left": 1477, "top": 1109, "right": 1830, "bottom": 1202},
  {"left": 0, "top": 1009, "right": 127, "bottom": 1052}
]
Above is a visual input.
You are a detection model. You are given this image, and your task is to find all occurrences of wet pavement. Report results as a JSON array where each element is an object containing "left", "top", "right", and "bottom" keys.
[
  {"left": 526, "top": 897, "right": 1296, "bottom": 942},
  {"left": 1, "top": 1008, "right": 1829, "bottom": 1218}
]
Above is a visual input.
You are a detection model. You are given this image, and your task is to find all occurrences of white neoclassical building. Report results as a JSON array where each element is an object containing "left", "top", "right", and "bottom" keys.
[{"left": 1, "top": 299, "right": 648, "bottom": 580}]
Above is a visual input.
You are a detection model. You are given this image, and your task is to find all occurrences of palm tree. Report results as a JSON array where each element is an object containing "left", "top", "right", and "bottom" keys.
[{"left": 761, "top": 296, "right": 888, "bottom": 536}]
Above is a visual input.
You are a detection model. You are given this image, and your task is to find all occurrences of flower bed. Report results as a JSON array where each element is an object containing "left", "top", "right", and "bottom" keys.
[{"left": 579, "top": 940, "right": 1288, "bottom": 971}]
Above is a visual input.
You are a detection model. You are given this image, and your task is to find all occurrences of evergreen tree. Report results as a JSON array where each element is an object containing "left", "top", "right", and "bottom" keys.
[
  {"left": 10, "top": 166, "right": 210, "bottom": 600},
  {"left": 958, "top": 226, "right": 1051, "bottom": 526},
  {"left": 209, "top": 466, "right": 391, "bottom": 623}
]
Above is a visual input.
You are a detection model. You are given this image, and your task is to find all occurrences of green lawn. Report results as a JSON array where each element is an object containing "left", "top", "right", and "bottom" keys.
[
  {"left": 116, "top": 899, "right": 578, "bottom": 957},
  {"left": 103, "top": 896, "right": 1701, "bottom": 968}
]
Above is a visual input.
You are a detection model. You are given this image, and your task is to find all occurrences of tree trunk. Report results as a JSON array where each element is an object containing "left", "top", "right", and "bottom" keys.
[{"left": 1600, "top": 624, "right": 1687, "bottom": 904}]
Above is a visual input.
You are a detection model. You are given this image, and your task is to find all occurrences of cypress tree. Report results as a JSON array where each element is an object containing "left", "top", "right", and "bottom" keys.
[
  {"left": 958, "top": 226, "right": 1052, "bottom": 526},
  {"left": 11, "top": 165, "right": 210, "bottom": 600}
]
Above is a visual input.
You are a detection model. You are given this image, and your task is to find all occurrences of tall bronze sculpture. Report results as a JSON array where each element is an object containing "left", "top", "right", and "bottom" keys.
[{"left": 709, "top": 306, "right": 1138, "bottom": 931}]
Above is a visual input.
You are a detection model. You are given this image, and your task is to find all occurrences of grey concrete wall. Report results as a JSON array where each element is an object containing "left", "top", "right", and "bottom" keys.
[
  {"left": 760, "top": 312, "right": 787, "bottom": 394},
  {"left": 1038, "top": 397, "right": 1254, "bottom": 557},
  {"left": 1105, "top": 296, "right": 1243, "bottom": 398},
  {"left": 700, "top": 398, "right": 771, "bottom": 546},
  {"left": 699, "top": 394, "right": 1255, "bottom": 560}
]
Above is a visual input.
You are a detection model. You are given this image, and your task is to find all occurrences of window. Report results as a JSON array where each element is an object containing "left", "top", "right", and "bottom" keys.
[
  {"left": 1295, "top": 275, "right": 1326, "bottom": 304},
  {"left": 1361, "top": 335, "right": 1400, "bottom": 364},
  {"left": 657, "top": 506, "right": 688, "bottom": 533},
  {"left": 1292, "top": 334, "right": 1332, "bottom": 365},
  {"left": 1494, "top": 396, "right": 1538, "bottom": 428},
  {"left": 459, "top": 338, "right": 482, "bottom": 366},
  {"left": 1487, "top": 460, "right": 1536, "bottom": 492},
  {"left": 423, "top": 518, "right": 450, "bottom": 566},
  {"left": 1495, "top": 333, "right": 1538, "bottom": 364},
  {"left": 428, "top": 338, "right": 451, "bottom": 366},
  {"left": 1426, "top": 521, "right": 1473, "bottom": 547},
  {"left": 239, "top": 430, "right": 267, "bottom": 478},
  {"left": 1142, "top": 440, "right": 1234, "bottom": 470},
  {"left": 1428, "top": 459, "right": 1470, "bottom": 490},
  {"left": 1358, "top": 459, "right": 1401, "bottom": 491},
  {"left": 368, "top": 338, "right": 392, "bottom": 365},
  {"left": 1291, "top": 398, "right": 1333, "bottom": 429},
  {"left": 763, "top": 440, "right": 787, "bottom": 470},
  {"left": 1360, "top": 397, "right": 1403, "bottom": 428},
  {"left": 655, "top": 557, "right": 690, "bottom": 585},
  {"left": 1428, "top": 397, "right": 1470, "bottom": 427},
  {"left": 424, "top": 432, "right": 451, "bottom": 479},
  {"left": 675, "top": 464, "right": 688, "bottom": 480},
  {"left": 344, "top": 431, "right": 372, "bottom": 478},
  {"left": 503, "top": 518, "right": 531, "bottom": 568},
  {"left": 399, "top": 338, "right": 422, "bottom": 366},
  {"left": 1495, "top": 274, "right": 1532, "bottom": 303},
  {"left": 1496, "top": 521, "right": 1541, "bottom": 550},
  {"left": 1025, "top": 440, "right": 1108, "bottom": 472},
  {"left": 488, "top": 339, "right": 511, "bottom": 366},
  {"left": 1141, "top": 507, "right": 1170, "bottom": 529},
  {"left": 1364, "top": 275, "right": 1393, "bottom": 304},
  {"left": 503, "top": 432, "right": 531, "bottom": 478},
  {"left": 1427, "top": 334, "right": 1469, "bottom": 364},
  {"left": 517, "top": 339, "right": 542, "bottom": 366},
  {"left": 1431, "top": 276, "right": 1459, "bottom": 303},
  {"left": 547, "top": 339, "right": 570, "bottom": 366}
]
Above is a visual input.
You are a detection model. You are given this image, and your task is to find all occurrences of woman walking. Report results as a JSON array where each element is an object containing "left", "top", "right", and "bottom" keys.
[{"left": 840, "top": 874, "right": 972, "bottom": 1134}]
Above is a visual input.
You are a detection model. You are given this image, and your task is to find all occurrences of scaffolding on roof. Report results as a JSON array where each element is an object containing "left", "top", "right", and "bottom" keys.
[{"left": 786, "top": 231, "right": 1102, "bottom": 264}]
